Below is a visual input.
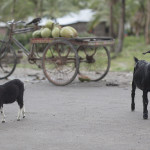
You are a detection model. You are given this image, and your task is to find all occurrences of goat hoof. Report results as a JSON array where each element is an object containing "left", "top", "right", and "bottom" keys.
[
  {"left": 23, "top": 116, "right": 25, "bottom": 118},
  {"left": 17, "top": 119, "right": 20, "bottom": 121},
  {"left": 131, "top": 104, "right": 135, "bottom": 111},
  {"left": 2, "top": 120, "right": 5, "bottom": 123},
  {"left": 143, "top": 113, "right": 148, "bottom": 119}
]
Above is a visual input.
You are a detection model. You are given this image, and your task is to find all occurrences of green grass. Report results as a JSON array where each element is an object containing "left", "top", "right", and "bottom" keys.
[
  {"left": 13, "top": 35, "right": 150, "bottom": 73},
  {"left": 17, "top": 63, "right": 40, "bottom": 70},
  {"left": 110, "top": 36, "right": 150, "bottom": 72}
]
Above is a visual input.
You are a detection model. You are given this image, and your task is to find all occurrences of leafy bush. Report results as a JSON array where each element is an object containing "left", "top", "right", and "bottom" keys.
[
  {"left": 110, "top": 36, "right": 150, "bottom": 72},
  {"left": 78, "top": 31, "right": 95, "bottom": 37}
]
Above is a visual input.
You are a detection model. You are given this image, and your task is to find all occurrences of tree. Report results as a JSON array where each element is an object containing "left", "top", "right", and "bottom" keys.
[
  {"left": 115, "top": 0, "right": 125, "bottom": 54},
  {"left": 11, "top": 0, "right": 16, "bottom": 19},
  {"left": 0, "top": 0, "right": 88, "bottom": 21},
  {"left": 132, "top": 0, "right": 146, "bottom": 37},
  {"left": 88, "top": 0, "right": 109, "bottom": 32},
  {"left": 39, "top": 0, "right": 43, "bottom": 17},
  {"left": 145, "top": 0, "right": 150, "bottom": 44},
  {"left": 109, "top": 0, "right": 118, "bottom": 37},
  {"left": 43, "top": 0, "right": 87, "bottom": 19},
  {"left": 0, "top": 0, "right": 34, "bottom": 21},
  {"left": 31, "top": 0, "right": 39, "bottom": 17}
]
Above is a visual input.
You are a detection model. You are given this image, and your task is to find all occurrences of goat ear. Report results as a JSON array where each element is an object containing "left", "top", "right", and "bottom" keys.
[{"left": 134, "top": 57, "right": 139, "bottom": 63}]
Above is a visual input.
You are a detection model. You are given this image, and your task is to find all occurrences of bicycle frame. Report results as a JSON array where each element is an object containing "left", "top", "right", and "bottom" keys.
[
  {"left": 12, "top": 37, "right": 31, "bottom": 56},
  {"left": 0, "top": 20, "right": 43, "bottom": 80},
  {"left": 5, "top": 23, "right": 39, "bottom": 57}
]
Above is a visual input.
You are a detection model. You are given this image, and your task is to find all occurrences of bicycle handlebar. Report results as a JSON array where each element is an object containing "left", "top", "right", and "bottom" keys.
[
  {"left": 6, "top": 20, "right": 26, "bottom": 26},
  {"left": 6, "top": 18, "right": 41, "bottom": 27},
  {"left": 5, "top": 19, "right": 40, "bottom": 34},
  {"left": 6, "top": 19, "right": 15, "bottom": 25},
  {"left": 15, "top": 20, "right": 26, "bottom": 25}
]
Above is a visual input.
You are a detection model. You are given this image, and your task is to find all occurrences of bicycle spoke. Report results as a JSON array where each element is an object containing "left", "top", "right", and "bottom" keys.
[
  {"left": 42, "top": 40, "right": 79, "bottom": 86},
  {"left": 78, "top": 46, "right": 110, "bottom": 81}
]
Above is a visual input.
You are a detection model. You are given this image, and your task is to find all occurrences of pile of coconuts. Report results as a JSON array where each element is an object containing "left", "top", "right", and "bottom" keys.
[{"left": 32, "top": 20, "right": 78, "bottom": 38}]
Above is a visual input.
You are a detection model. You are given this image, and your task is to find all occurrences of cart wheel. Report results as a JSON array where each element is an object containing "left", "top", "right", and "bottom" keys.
[
  {"left": 0, "top": 41, "right": 17, "bottom": 79},
  {"left": 78, "top": 46, "right": 110, "bottom": 81},
  {"left": 42, "top": 40, "right": 79, "bottom": 86}
]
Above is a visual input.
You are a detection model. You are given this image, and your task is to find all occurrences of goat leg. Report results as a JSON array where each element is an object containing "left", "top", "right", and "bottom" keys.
[
  {"left": 143, "top": 90, "right": 148, "bottom": 119},
  {"left": 131, "top": 81, "right": 136, "bottom": 111},
  {"left": 0, "top": 107, "right": 6, "bottom": 123},
  {"left": 17, "top": 106, "right": 25, "bottom": 120},
  {"left": 17, "top": 109, "right": 22, "bottom": 121},
  {"left": 22, "top": 106, "right": 25, "bottom": 118}
]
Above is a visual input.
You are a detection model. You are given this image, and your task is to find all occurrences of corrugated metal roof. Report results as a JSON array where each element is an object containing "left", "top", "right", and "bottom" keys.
[
  {"left": 56, "top": 9, "right": 95, "bottom": 25},
  {"left": 0, "top": 22, "right": 6, "bottom": 27},
  {"left": 39, "top": 9, "right": 95, "bottom": 26}
]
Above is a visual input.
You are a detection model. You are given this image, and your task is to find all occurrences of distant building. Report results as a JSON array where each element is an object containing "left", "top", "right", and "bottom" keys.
[
  {"left": 55, "top": 9, "right": 108, "bottom": 36},
  {"left": 0, "top": 22, "right": 7, "bottom": 37},
  {"left": 65, "top": 21, "right": 108, "bottom": 37}
]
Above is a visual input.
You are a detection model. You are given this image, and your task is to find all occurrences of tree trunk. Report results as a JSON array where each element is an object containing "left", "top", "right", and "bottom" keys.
[
  {"left": 145, "top": 0, "right": 150, "bottom": 44},
  {"left": 109, "top": 0, "right": 115, "bottom": 52},
  {"left": 35, "top": 1, "right": 38, "bottom": 17},
  {"left": 115, "top": 0, "right": 125, "bottom": 54},
  {"left": 135, "top": 26, "right": 140, "bottom": 37},
  {"left": 32, "top": 0, "right": 39, "bottom": 17},
  {"left": 11, "top": 0, "right": 16, "bottom": 19},
  {"left": 109, "top": 1, "right": 114, "bottom": 37},
  {"left": 40, "top": 0, "right": 43, "bottom": 17}
]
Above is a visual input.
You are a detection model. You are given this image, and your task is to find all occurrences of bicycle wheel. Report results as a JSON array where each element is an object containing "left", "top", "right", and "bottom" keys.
[
  {"left": 42, "top": 40, "right": 79, "bottom": 86},
  {"left": 0, "top": 41, "right": 17, "bottom": 79},
  {"left": 78, "top": 46, "right": 110, "bottom": 81}
]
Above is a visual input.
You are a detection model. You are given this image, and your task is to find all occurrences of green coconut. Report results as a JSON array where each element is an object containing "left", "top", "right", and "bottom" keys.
[
  {"left": 60, "top": 27, "right": 74, "bottom": 38},
  {"left": 52, "top": 27, "right": 60, "bottom": 38},
  {"left": 45, "top": 20, "right": 54, "bottom": 29},
  {"left": 32, "top": 30, "right": 41, "bottom": 38},
  {"left": 41, "top": 28, "right": 51, "bottom": 38},
  {"left": 40, "top": 27, "right": 44, "bottom": 31},
  {"left": 78, "top": 75, "right": 91, "bottom": 82},
  {"left": 66, "top": 26, "right": 78, "bottom": 37}
]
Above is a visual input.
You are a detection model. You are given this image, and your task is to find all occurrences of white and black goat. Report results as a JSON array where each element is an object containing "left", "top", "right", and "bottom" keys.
[
  {"left": 131, "top": 56, "right": 150, "bottom": 119},
  {"left": 0, "top": 79, "right": 25, "bottom": 123}
]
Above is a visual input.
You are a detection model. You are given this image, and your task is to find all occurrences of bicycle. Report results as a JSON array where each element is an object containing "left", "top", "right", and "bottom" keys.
[{"left": 0, "top": 19, "right": 39, "bottom": 79}]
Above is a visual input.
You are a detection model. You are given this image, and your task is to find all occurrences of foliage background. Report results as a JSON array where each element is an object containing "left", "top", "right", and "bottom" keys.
[{"left": 0, "top": 0, "right": 150, "bottom": 71}]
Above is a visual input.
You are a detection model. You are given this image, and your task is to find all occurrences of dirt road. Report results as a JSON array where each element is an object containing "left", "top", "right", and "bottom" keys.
[{"left": 0, "top": 70, "right": 149, "bottom": 150}]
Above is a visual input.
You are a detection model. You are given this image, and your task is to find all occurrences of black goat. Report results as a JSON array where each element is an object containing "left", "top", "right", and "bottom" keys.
[
  {"left": 131, "top": 57, "right": 150, "bottom": 119},
  {"left": 0, "top": 79, "right": 25, "bottom": 123}
]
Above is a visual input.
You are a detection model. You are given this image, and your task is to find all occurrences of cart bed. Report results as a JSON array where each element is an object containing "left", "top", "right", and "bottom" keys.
[{"left": 30, "top": 37, "right": 115, "bottom": 46}]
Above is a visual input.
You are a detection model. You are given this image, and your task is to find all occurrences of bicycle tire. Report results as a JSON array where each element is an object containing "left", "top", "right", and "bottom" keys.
[
  {"left": 0, "top": 41, "right": 17, "bottom": 79},
  {"left": 78, "top": 46, "right": 110, "bottom": 81}
]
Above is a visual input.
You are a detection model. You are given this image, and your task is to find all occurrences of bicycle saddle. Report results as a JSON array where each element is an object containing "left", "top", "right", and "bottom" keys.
[{"left": 26, "top": 17, "right": 41, "bottom": 25}]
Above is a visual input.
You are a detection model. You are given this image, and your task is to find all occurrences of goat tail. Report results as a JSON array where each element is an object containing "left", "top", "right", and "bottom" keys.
[
  {"left": 143, "top": 50, "right": 150, "bottom": 55},
  {"left": 134, "top": 57, "right": 139, "bottom": 63}
]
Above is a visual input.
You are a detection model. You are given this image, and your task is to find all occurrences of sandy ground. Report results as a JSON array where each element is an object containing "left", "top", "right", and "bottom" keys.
[
  {"left": 5, "top": 67, "right": 133, "bottom": 86},
  {"left": 1, "top": 69, "right": 150, "bottom": 150}
]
